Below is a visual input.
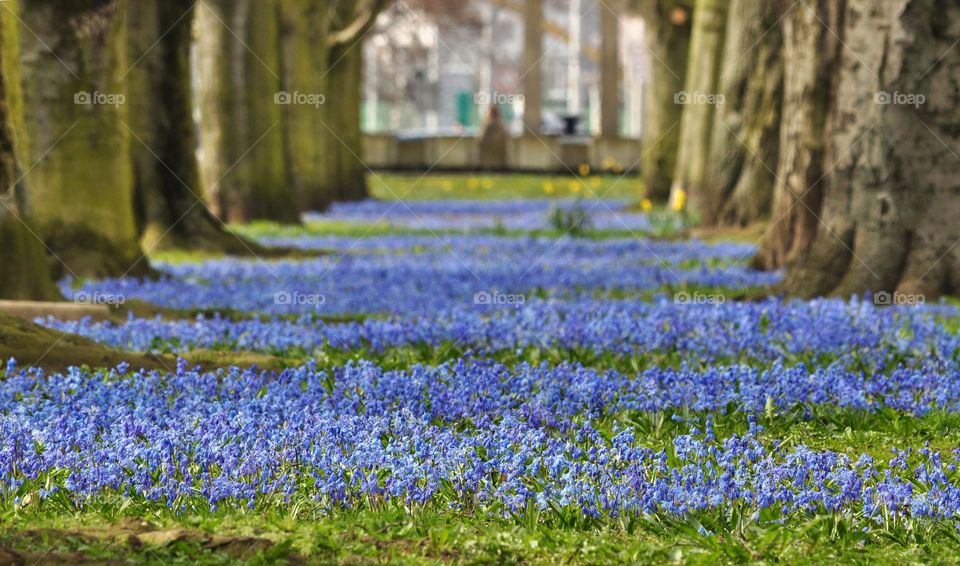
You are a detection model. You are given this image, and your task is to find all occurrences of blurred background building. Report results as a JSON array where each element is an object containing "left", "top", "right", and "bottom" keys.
[{"left": 362, "top": 0, "right": 647, "bottom": 140}]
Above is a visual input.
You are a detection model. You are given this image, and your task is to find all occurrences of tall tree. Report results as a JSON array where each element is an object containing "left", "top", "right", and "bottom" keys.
[
  {"left": 196, "top": 0, "right": 299, "bottom": 224},
  {"left": 669, "top": 0, "right": 727, "bottom": 214},
  {"left": 0, "top": 0, "right": 59, "bottom": 300},
  {"left": 19, "top": 0, "right": 150, "bottom": 278},
  {"left": 635, "top": 1, "right": 693, "bottom": 202},
  {"left": 521, "top": 0, "right": 543, "bottom": 134},
  {"left": 128, "top": 0, "right": 265, "bottom": 253},
  {"left": 700, "top": 0, "right": 783, "bottom": 226},
  {"left": 755, "top": 0, "right": 840, "bottom": 270},
  {"left": 772, "top": 0, "right": 960, "bottom": 299},
  {"left": 600, "top": 0, "right": 622, "bottom": 138},
  {"left": 315, "top": 0, "right": 391, "bottom": 205},
  {"left": 279, "top": 0, "right": 331, "bottom": 212}
]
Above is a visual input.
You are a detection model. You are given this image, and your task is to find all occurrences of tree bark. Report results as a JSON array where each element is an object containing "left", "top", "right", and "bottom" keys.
[
  {"left": 321, "top": 1, "right": 370, "bottom": 204},
  {"left": 195, "top": 0, "right": 300, "bottom": 224},
  {"left": 600, "top": 0, "right": 622, "bottom": 138},
  {"left": 637, "top": 1, "right": 693, "bottom": 202},
  {"left": 315, "top": 0, "right": 392, "bottom": 205},
  {"left": 0, "top": 0, "right": 59, "bottom": 300},
  {"left": 755, "top": 0, "right": 840, "bottom": 271},
  {"left": 279, "top": 0, "right": 332, "bottom": 212},
  {"left": 701, "top": 0, "right": 783, "bottom": 226},
  {"left": 128, "top": 0, "right": 263, "bottom": 254},
  {"left": 522, "top": 0, "right": 543, "bottom": 134},
  {"left": 670, "top": 0, "right": 727, "bottom": 214},
  {"left": 776, "top": 0, "right": 960, "bottom": 300},
  {"left": 19, "top": 0, "right": 150, "bottom": 278}
]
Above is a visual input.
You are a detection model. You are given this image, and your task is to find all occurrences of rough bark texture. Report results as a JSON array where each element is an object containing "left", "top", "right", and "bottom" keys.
[
  {"left": 0, "top": 0, "right": 59, "bottom": 300},
  {"left": 670, "top": 0, "right": 727, "bottom": 214},
  {"left": 701, "top": 0, "right": 783, "bottom": 226},
  {"left": 755, "top": 0, "right": 840, "bottom": 271},
  {"left": 127, "top": 0, "right": 262, "bottom": 254},
  {"left": 637, "top": 1, "right": 693, "bottom": 202},
  {"left": 777, "top": 0, "right": 960, "bottom": 299},
  {"left": 196, "top": 0, "right": 299, "bottom": 224},
  {"left": 19, "top": 0, "right": 150, "bottom": 278}
]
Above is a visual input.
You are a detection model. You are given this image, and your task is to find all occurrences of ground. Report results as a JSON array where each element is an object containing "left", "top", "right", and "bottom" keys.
[{"left": 2, "top": 174, "right": 960, "bottom": 565}]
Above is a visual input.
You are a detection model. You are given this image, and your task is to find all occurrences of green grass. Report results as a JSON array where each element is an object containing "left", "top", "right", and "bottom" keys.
[
  {"left": 6, "top": 504, "right": 958, "bottom": 564},
  {"left": 6, "top": 409, "right": 960, "bottom": 564},
  {"left": 368, "top": 172, "right": 643, "bottom": 201},
  {"left": 8, "top": 184, "right": 958, "bottom": 564}
]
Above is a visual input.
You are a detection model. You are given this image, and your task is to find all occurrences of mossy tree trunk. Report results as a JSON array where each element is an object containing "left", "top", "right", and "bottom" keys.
[
  {"left": 279, "top": 0, "right": 332, "bottom": 212},
  {"left": 127, "top": 0, "right": 265, "bottom": 254},
  {"left": 317, "top": 0, "right": 379, "bottom": 204},
  {"left": 325, "top": 43, "right": 368, "bottom": 202},
  {"left": 775, "top": 0, "right": 960, "bottom": 300},
  {"left": 196, "top": 0, "right": 299, "bottom": 225},
  {"left": 669, "top": 0, "right": 727, "bottom": 215},
  {"left": 0, "top": 0, "right": 59, "bottom": 300},
  {"left": 636, "top": 1, "right": 693, "bottom": 202},
  {"left": 701, "top": 0, "right": 783, "bottom": 226},
  {"left": 19, "top": 0, "right": 150, "bottom": 278}
]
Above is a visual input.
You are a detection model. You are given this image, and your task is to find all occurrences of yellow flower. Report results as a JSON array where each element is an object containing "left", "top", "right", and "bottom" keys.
[
  {"left": 578, "top": 163, "right": 591, "bottom": 176},
  {"left": 671, "top": 188, "right": 687, "bottom": 212},
  {"left": 543, "top": 182, "right": 555, "bottom": 194},
  {"left": 591, "top": 176, "right": 602, "bottom": 189},
  {"left": 442, "top": 180, "right": 454, "bottom": 192},
  {"left": 568, "top": 180, "right": 581, "bottom": 193},
  {"left": 641, "top": 198, "right": 653, "bottom": 212},
  {"left": 468, "top": 178, "right": 480, "bottom": 190},
  {"left": 482, "top": 179, "right": 493, "bottom": 190}
]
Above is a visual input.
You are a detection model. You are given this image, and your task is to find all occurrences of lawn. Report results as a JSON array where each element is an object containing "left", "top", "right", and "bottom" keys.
[{"left": 3, "top": 181, "right": 960, "bottom": 564}]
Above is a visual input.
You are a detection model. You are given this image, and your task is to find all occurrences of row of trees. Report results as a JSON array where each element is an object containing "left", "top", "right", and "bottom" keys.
[
  {"left": 638, "top": 0, "right": 960, "bottom": 298},
  {"left": 0, "top": 0, "right": 389, "bottom": 299}
]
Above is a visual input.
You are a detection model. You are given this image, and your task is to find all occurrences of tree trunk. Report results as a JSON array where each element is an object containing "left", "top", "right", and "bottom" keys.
[
  {"left": 195, "top": 1, "right": 228, "bottom": 219},
  {"left": 127, "top": 0, "right": 265, "bottom": 254},
  {"left": 701, "top": 0, "right": 783, "bottom": 226},
  {"left": 314, "top": 0, "right": 383, "bottom": 205},
  {"left": 323, "top": 40, "right": 369, "bottom": 203},
  {"left": 522, "top": 0, "right": 543, "bottom": 135},
  {"left": 0, "top": 0, "right": 59, "bottom": 300},
  {"left": 195, "top": 0, "right": 300, "bottom": 224},
  {"left": 637, "top": 1, "right": 693, "bottom": 202},
  {"left": 279, "top": 0, "right": 333, "bottom": 212},
  {"left": 669, "top": 0, "right": 727, "bottom": 214},
  {"left": 754, "top": 0, "right": 840, "bottom": 271},
  {"left": 600, "top": 0, "right": 622, "bottom": 138},
  {"left": 776, "top": 0, "right": 960, "bottom": 300},
  {"left": 19, "top": 0, "right": 150, "bottom": 278}
]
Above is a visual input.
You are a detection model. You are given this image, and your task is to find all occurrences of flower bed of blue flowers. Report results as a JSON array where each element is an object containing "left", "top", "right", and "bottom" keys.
[{"left": 6, "top": 200, "right": 960, "bottom": 562}]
